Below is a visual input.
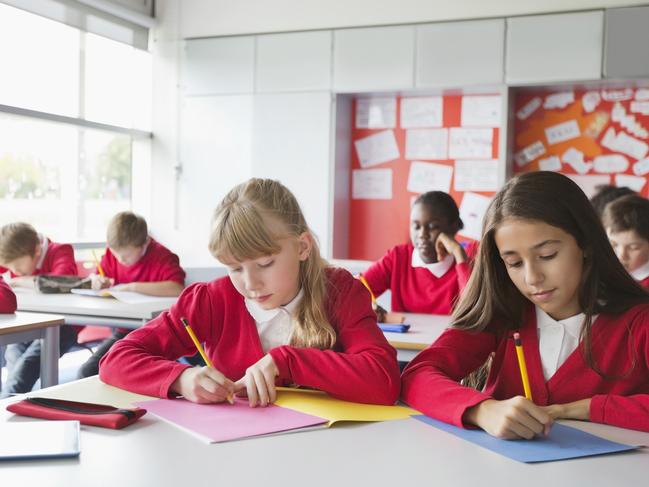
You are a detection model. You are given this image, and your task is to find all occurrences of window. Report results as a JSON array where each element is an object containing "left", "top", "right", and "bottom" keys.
[{"left": 0, "top": 3, "right": 151, "bottom": 243}]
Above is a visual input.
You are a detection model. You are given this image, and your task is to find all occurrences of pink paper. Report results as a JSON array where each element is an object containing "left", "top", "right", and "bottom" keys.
[{"left": 135, "top": 397, "right": 327, "bottom": 443}]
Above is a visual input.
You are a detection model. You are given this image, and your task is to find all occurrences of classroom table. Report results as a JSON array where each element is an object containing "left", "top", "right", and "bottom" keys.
[
  {"left": 382, "top": 312, "right": 450, "bottom": 361},
  {"left": 0, "top": 312, "right": 64, "bottom": 390},
  {"left": 0, "top": 376, "right": 647, "bottom": 486},
  {"left": 14, "top": 288, "right": 177, "bottom": 330}
]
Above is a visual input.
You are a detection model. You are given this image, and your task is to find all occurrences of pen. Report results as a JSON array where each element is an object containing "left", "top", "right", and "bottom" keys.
[{"left": 513, "top": 332, "right": 533, "bottom": 401}]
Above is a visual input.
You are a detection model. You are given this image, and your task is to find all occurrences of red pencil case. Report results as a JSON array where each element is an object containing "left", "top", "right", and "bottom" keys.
[{"left": 6, "top": 397, "right": 147, "bottom": 430}]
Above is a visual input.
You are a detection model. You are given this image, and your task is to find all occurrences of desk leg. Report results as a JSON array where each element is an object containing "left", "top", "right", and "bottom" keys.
[{"left": 40, "top": 326, "right": 60, "bottom": 388}]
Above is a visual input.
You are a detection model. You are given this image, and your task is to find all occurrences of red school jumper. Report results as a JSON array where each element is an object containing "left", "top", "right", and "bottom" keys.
[
  {"left": 362, "top": 241, "right": 477, "bottom": 314},
  {"left": 639, "top": 276, "right": 649, "bottom": 288},
  {"left": 401, "top": 303, "right": 649, "bottom": 432},
  {"left": 0, "top": 277, "right": 17, "bottom": 313},
  {"left": 99, "top": 268, "right": 401, "bottom": 405},
  {"left": 0, "top": 239, "right": 77, "bottom": 277}
]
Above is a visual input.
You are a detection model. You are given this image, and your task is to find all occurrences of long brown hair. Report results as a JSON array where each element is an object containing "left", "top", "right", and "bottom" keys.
[
  {"left": 208, "top": 178, "right": 336, "bottom": 350},
  {"left": 454, "top": 171, "right": 649, "bottom": 377}
]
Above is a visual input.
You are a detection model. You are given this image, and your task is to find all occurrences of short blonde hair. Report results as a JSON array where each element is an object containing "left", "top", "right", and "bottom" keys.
[
  {"left": 0, "top": 222, "right": 39, "bottom": 263},
  {"left": 106, "top": 212, "right": 148, "bottom": 248},
  {"left": 209, "top": 178, "right": 336, "bottom": 350}
]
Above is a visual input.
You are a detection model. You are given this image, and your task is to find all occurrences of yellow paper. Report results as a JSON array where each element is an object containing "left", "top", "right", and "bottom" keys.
[{"left": 274, "top": 388, "right": 418, "bottom": 426}]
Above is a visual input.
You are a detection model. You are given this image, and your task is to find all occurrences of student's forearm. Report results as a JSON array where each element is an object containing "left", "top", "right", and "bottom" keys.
[{"left": 130, "top": 281, "right": 184, "bottom": 297}]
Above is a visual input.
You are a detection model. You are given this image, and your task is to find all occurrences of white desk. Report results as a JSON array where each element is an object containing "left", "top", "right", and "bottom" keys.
[
  {"left": 14, "top": 289, "right": 177, "bottom": 330},
  {"left": 1, "top": 377, "right": 647, "bottom": 486},
  {"left": 383, "top": 313, "right": 450, "bottom": 361},
  {"left": 0, "top": 312, "right": 65, "bottom": 389}
]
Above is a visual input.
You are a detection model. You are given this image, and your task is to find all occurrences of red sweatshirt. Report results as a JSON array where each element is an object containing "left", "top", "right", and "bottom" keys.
[
  {"left": 99, "top": 268, "right": 400, "bottom": 405},
  {"left": 362, "top": 241, "right": 476, "bottom": 314},
  {"left": 0, "top": 239, "right": 77, "bottom": 277},
  {"left": 101, "top": 238, "right": 185, "bottom": 286},
  {"left": 639, "top": 276, "right": 649, "bottom": 288},
  {"left": 0, "top": 277, "right": 17, "bottom": 313},
  {"left": 402, "top": 303, "right": 649, "bottom": 432}
]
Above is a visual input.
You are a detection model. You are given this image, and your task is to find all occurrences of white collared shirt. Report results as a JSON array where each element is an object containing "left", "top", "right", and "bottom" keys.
[
  {"left": 630, "top": 260, "right": 649, "bottom": 282},
  {"left": 536, "top": 306, "right": 595, "bottom": 381},
  {"left": 244, "top": 289, "right": 303, "bottom": 353},
  {"left": 35, "top": 233, "right": 48, "bottom": 271},
  {"left": 411, "top": 249, "right": 454, "bottom": 278}
]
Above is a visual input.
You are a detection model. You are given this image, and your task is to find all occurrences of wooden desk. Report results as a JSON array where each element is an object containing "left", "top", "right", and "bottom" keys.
[
  {"left": 383, "top": 313, "right": 450, "bottom": 361},
  {"left": 0, "top": 312, "right": 64, "bottom": 389},
  {"left": 14, "top": 289, "right": 176, "bottom": 330},
  {"left": 1, "top": 377, "right": 648, "bottom": 486}
]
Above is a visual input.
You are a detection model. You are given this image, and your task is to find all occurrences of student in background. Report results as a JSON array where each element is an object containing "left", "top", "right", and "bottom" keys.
[
  {"left": 602, "top": 194, "right": 649, "bottom": 288},
  {"left": 402, "top": 172, "right": 649, "bottom": 437},
  {"left": 589, "top": 184, "right": 635, "bottom": 218},
  {"left": 360, "top": 191, "right": 476, "bottom": 320},
  {"left": 0, "top": 222, "right": 78, "bottom": 396},
  {"left": 100, "top": 179, "right": 400, "bottom": 406},
  {"left": 0, "top": 276, "right": 17, "bottom": 313},
  {"left": 78, "top": 211, "right": 185, "bottom": 378}
]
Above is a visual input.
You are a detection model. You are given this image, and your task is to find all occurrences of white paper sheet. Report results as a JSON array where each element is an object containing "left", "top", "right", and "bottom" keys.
[
  {"left": 562, "top": 147, "right": 592, "bottom": 174},
  {"left": 632, "top": 158, "right": 649, "bottom": 176},
  {"left": 601, "top": 127, "right": 649, "bottom": 160},
  {"left": 582, "top": 91, "right": 601, "bottom": 113},
  {"left": 538, "top": 155, "right": 562, "bottom": 172},
  {"left": 448, "top": 128, "right": 493, "bottom": 159},
  {"left": 593, "top": 154, "right": 629, "bottom": 173},
  {"left": 544, "top": 92, "right": 574, "bottom": 109},
  {"left": 602, "top": 89, "right": 633, "bottom": 102},
  {"left": 400, "top": 97, "right": 443, "bottom": 128},
  {"left": 405, "top": 128, "right": 448, "bottom": 160},
  {"left": 611, "top": 102, "right": 649, "bottom": 139},
  {"left": 354, "top": 130, "right": 400, "bottom": 168},
  {"left": 461, "top": 96, "right": 501, "bottom": 127},
  {"left": 514, "top": 140, "right": 546, "bottom": 167},
  {"left": 630, "top": 101, "right": 649, "bottom": 116},
  {"left": 516, "top": 97, "right": 542, "bottom": 120},
  {"left": 545, "top": 120, "right": 581, "bottom": 145},
  {"left": 454, "top": 159, "right": 499, "bottom": 192},
  {"left": 356, "top": 97, "right": 397, "bottom": 129},
  {"left": 636, "top": 89, "right": 649, "bottom": 101},
  {"left": 458, "top": 192, "right": 492, "bottom": 241},
  {"left": 615, "top": 174, "right": 646, "bottom": 192},
  {"left": 352, "top": 169, "right": 392, "bottom": 199},
  {"left": 406, "top": 161, "right": 453, "bottom": 194}
]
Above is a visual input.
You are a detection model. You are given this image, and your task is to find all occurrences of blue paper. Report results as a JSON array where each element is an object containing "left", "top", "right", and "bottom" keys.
[{"left": 413, "top": 415, "right": 639, "bottom": 463}]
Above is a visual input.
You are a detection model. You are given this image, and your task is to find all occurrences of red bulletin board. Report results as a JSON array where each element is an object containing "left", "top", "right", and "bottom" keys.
[
  {"left": 348, "top": 95, "right": 500, "bottom": 261},
  {"left": 513, "top": 87, "right": 649, "bottom": 197}
]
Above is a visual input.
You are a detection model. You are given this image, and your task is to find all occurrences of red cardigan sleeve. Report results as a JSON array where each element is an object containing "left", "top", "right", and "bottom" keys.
[
  {"left": 47, "top": 244, "right": 77, "bottom": 275},
  {"left": 99, "top": 283, "right": 216, "bottom": 397},
  {"left": 401, "top": 327, "right": 497, "bottom": 426},
  {"left": 0, "top": 277, "right": 17, "bottom": 313},
  {"left": 362, "top": 247, "right": 396, "bottom": 299},
  {"left": 269, "top": 273, "right": 400, "bottom": 405}
]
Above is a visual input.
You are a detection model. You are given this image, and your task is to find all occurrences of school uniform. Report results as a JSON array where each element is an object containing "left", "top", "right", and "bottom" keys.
[
  {"left": 630, "top": 260, "right": 649, "bottom": 288},
  {"left": 0, "top": 277, "right": 16, "bottom": 313},
  {"left": 362, "top": 241, "right": 477, "bottom": 314},
  {"left": 78, "top": 238, "right": 185, "bottom": 378},
  {"left": 401, "top": 303, "right": 649, "bottom": 432},
  {"left": 0, "top": 235, "right": 78, "bottom": 397},
  {"left": 99, "top": 268, "right": 401, "bottom": 405}
]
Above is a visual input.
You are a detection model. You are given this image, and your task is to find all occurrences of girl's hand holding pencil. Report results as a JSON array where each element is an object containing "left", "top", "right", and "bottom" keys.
[
  {"left": 171, "top": 366, "right": 236, "bottom": 404},
  {"left": 464, "top": 397, "right": 553, "bottom": 440}
]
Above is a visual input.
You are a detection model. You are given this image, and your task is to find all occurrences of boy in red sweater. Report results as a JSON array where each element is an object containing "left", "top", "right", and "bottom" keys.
[
  {"left": 0, "top": 276, "right": 17, "bottom": 313},
  {"left": 78, "top": 211, "right": 185, "bottom": 378},
  {"left": 0, "top": 223, "right": 78, "bottom": 396}
]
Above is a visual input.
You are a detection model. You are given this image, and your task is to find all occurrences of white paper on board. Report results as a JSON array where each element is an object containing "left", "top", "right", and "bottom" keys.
[
  {"left": 630, "top": 101, "right": 649, "bottom": 116},
  {"left": 611, "top": 102, "right": 649, "bottom": 139},
  {"left": 545, "top": 120, "right": 581, "bottom": 145},
  {"left": 514, "top": 140, "right": 546, "bottom": 167},
  {"left": 538, "top": 156, "right": 562, "bottom": 172},
  {"left": 458, "top": 192, "right": 492, "bottom": 241},
  {"left": 615, "top": 174, "right": 646, "bottom": 192},
  {"left": 544, "top": 92, "right": 574, "bottom": 109},
  {"left": 354, "top": 130, "right": 400, "bottom": 168},
  {"left": 356, "top": 97, "right": 397, "bottom": 129},
  {"left": 632, "top": 158, "right": 649, "bottom": 176},
  {"left": 406, "top": 161, "right": 453, "bottom": 194},
  {"left": 562, "top": 148, "right": 592, "bottom": 175},
  {"left": 516, "top": 97, "right": 542, "bottom": 120},
  {"left": 566, "top": 174, "right": 611, "bottom": 199},
  {"left": 454, "top": 160, "right": 499, "bottom": 192},
  {"left": 448, "top": 128, "right": 493, "bottom": 159},
  {"left": 461, "top": 96, "right": 501, "bottom": 127},
  {"left": 636, "top": 89, "right": 649, "bottom": 101},
  {"left": 593, "top": 154, "right": 629, "bottom": 174},
  {"left": 582, "top": 91, "right": 601, "bottom": 113},
  {"left": 601, "top": 127, "right": 649, "bottom": 161},
  {"left": 405, "top": 128, "right": 448, "bottom": 160},
  {"left": 400, "top": 97, "right": 443, "bottom": 128},
  {"left": 352, "top": 169, "right": 392, "bottom": 199},
  {"left": 602, "top": 89, "right": 634, "bottom": 102}
]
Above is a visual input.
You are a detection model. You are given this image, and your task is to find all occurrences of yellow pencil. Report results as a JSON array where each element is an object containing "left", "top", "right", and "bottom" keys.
[
  {"left": 513, "top": 332, "right": 533, "bottom": 401},
  {"left": 181, "top": 317, "right": 234, "bottom": 404},
  {"left": 92, "top": 250, "right": 105, "bottom": 278},
  {"left": 358, "top": 275, "right": 376, "bottom": 303}
]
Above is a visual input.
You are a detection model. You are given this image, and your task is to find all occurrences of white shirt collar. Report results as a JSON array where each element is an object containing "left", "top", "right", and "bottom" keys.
[
  {"left": 245, "top": 288, "right": 304, "bottom": 323},
  {"left": 411, "top": 248, "right": 454, "bottom": 278},
  {"left": 536, "top": 306, "right": 584, "bottom": 340},
  {"left": 630, "top": 259, "right": 649, "bottom": 281},
  {"left": 35, "top": 233, "right": 48, "bottom": 271}
]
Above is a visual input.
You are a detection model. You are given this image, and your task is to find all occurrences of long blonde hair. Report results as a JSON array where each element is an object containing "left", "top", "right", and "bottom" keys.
[{"left": 208, "top": 178, "right": 336, "bottom": 350}]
